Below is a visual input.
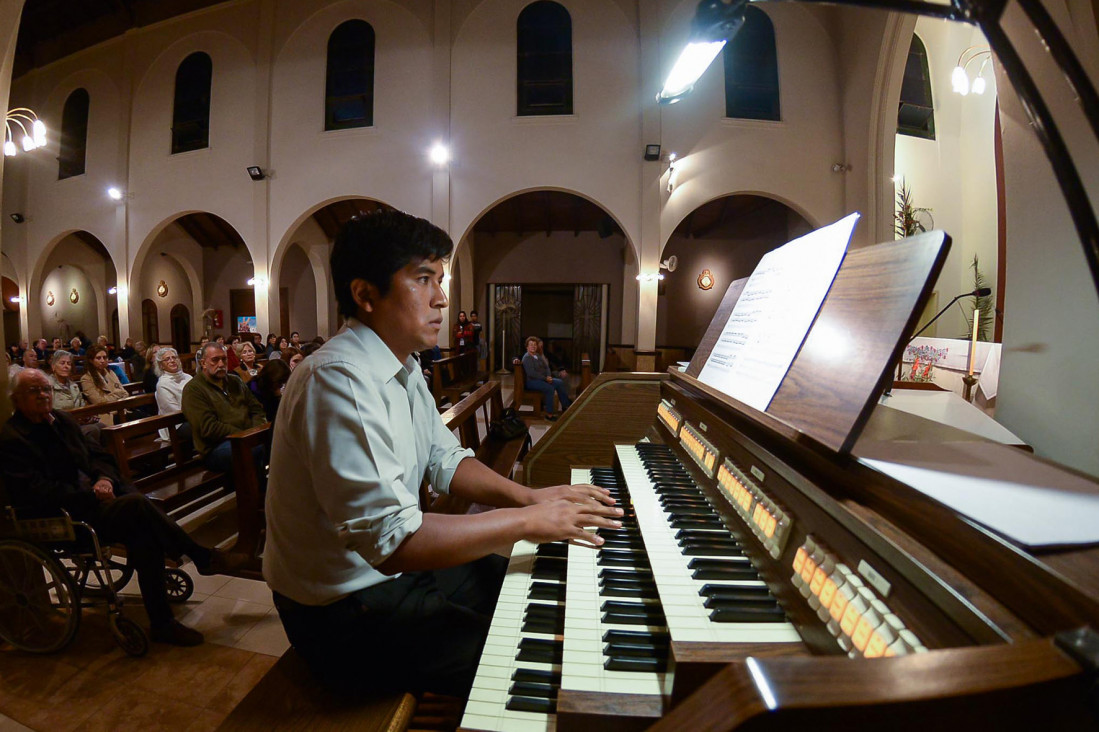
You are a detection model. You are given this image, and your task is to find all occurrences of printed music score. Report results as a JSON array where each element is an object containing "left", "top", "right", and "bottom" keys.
[{"left": 698, "top": 212, "right": 860, "bottom": 411}]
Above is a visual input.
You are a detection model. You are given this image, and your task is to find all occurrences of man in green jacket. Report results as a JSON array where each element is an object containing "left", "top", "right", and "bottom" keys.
[{"left": 181, "top": 341, "right": 267, "bottom": 485}]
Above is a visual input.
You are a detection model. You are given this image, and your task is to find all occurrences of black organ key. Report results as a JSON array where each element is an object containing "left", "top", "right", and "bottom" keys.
[
  {"left": 528, "top": 581, "right": 566, "bottom": 602},
  {"left": 512, "top": 668, "right": 561, "bottom": 685},
  {"left": 505, "top": 696, "right": 556, "bottom": 714},
  {"left": 699, "top": 584, "right": 775, "bottom": 601},
  {"left": 517, "top": 637, "right": 563, "bottom": 664},
  {"left": 508, "top": 681, "right": 558, "bottom": 699},
  {"left": 604, "top": 657, "right": 668, "bottom": 673},
  {"left": 709, "top": 605, "right": 788, "bottom": 623},
  {"left": 531, "top": 557, "right": 567, "bottom": 580}
]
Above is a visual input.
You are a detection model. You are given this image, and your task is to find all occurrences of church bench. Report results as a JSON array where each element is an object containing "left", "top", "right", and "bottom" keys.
[
  {"left": 216, "top": 648, "right": 417, "bottom": 732},
  {"left": 225, "top": 422, "right": 272, "bottom": 561},
  {"left": 430, "top": 348, "right": 486, "bottom": 407},
  {"left": 512, "top": 358, "right": 568, "bottom": 418},
  {"left": 67, "top": 392, "right": 156, "bottom": 426},
  {"left": 427, "top": 380, "right": 531, "bottom": 514},
  {"left": 102, "top": 412, "right": 229, "bottom": 520}
]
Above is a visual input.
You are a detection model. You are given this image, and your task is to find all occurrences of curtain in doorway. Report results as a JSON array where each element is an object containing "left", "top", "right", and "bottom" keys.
[
  {"left": 494, "top": 284, "right": 522, "bottom": 367},
  {"left": 573, "top": 284, "right": 601, "bottom": 372}
]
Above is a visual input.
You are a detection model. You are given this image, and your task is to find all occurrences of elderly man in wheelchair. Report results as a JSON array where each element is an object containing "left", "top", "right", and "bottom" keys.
[{"left": 0, "top": 369, "right": 247, "bottom": 648}]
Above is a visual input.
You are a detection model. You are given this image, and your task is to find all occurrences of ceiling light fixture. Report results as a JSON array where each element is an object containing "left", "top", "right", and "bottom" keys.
[
  {"left": 658, "top": 0, "right": 748, "bottom": 105},
  {"left": 952, "top": 47, "right": 992, "bottom": 96},
  {"left": 3, "top": 108, "right": 46, "bottom": 157}
]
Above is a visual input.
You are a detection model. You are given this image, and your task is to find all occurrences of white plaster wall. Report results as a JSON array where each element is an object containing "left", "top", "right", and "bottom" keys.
[
  {"left": 895, "top": 21, "right": 999, "bottom": 339},
  {"left": 203, "top": 245, "right": 256, "bottom": 336},
  {"left": 139, "top": 252, "right": 194, "bottom": 343},
  {"left": 658, "top": 3, "right": 841, "bottom": 250},
  {"left": 39, "top": 266, "right": 97, "bottom": 339},
  {"left": 281, "top": 244, "right": 319, "bottom": 337}
]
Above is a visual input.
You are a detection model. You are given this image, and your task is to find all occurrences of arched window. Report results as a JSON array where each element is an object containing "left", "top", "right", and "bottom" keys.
[
  {"left": 517, "top": 1, "right": 573, "bottom": 116},
  {"left": 172, "top": 52, "right": 212, "bottom": 154},
  {"left": 898, "top": 35, "right": 936, "bottom": 139},
  {"left": 325, "top": 20, "right": 375, "bottom": 130},
  {"left": 58, "top": 88, "right": 90, "bottom": 179},
  {"left": 723, "top": 7, "right": 780, "bottom": 121}
]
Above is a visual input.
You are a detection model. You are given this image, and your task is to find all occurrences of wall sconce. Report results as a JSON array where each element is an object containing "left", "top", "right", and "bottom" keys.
[
  {"left": 45, "top": 290, "right": 55, "bottom": 306},
  {"left": 429, "top": 142, "right": 450, "bottom": 167},
  {"left": 9, "top": 212, "right": 24, "bottom": 223},
  {"left": 108, "top": 286, "right": 118, "bottom": 295},
  {"left": 644, "top": 144, "right": 661, "bottom": 161},
  {"left": 69, "top": 288, "right": 79, "bottom": 304},
  {"left": 952, "top": 47, "right": 992, "bottom": 96},
  {"left": 831, "top": 163, "right": 851, "bottom": 173},
  {"left": 666, "top": 153, "right": 681, "bottom": 192},
  {"left": 9, "top": 295, "right": 23, "bottom": 304},
  {"left": 697, "top": 269, "right": 715, "bottom": 290},
  {"left": 246, "top": 166, "right": 266, "bottom": 181},
  {"left": 247, "top": 276, "right": 268, "bottom": 288},
  {"left": 635, "top": 272, "right": 665, "bottom": 282},
  {"left": 4, "top": 108, "right": 46, "bottom": 157},
  {"left": 106, "top": 186, "right": 129, "bottom": 201},
  {"left": 156, "top": 280, "right": 169, "bottom": 298}
]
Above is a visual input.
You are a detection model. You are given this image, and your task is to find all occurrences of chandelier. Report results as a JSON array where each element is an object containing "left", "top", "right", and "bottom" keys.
[{"left": 4, "top": 108, "right": 46, "bottom": 157}]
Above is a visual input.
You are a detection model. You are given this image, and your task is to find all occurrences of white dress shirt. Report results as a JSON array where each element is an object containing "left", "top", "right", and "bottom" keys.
[
  {"left": 155, "top": 371, "right": 193, "bottom": 441},
  {"left": 263, "top": 319, "right": 473, "bottom": 605}
]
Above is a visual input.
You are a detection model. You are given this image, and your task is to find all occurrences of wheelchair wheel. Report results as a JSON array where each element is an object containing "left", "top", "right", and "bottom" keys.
[
  {"left": 165, "top": 568, "right": 194, "bottom": 603},
  {"left": 0, "top": 540, "right": 80, "bottom": 653},
  {"left": 109, "top": 614, "right": 148, "bottom": 657},
  {"left": 74, "top": 554, "right": 134, "bottom": 598}
]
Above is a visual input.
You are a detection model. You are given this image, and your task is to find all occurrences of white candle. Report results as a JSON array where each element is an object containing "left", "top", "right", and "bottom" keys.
[{"left": 967, "top": 307, "right": 980, "bottom": 375}]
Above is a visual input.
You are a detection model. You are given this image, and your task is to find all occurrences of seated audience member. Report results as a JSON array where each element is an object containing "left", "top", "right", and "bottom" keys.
[
  {"left": 118, "top": 337, "right": 136, "bottom": 361},
  {"left": 299, "top": 342, "right": 321, "bottom": 358},
  {"left": 546, "top": 341, "right": 569, "bottom": 377},
  {"left": 226, "top": 336, "right": 242, "bottom": 371},
  {"left": 281, "top": 346, "right": 303, "bottom": 371},
  {"left": 69, "top": 336, "right": 86, "bottom": 356},
  {"left": 234, "top": 341, "right": 260, "bottom": 384},
  {"left": 522, "top": 335, "right": 572, "bottom": 420},
  {"left": 418, "top": 344, "right": 443, "bottom": 383},
  {"left": 8, "top": 343, "right": 22, "bottom": 363},
  {"left": 264, "top": 333, "right": 279, "bottom": 358},
  {"left": 254, "top": 358, "right": 291, "bottom": 424},
  {"left": 0, "top": 369, "right": 248, "bottom": 645},
  {"left": 128, "top": 340, "right": 150, "bottom": 383},
  {"left": 34, "top": 338, "right": 49, "bottom": 362},
  {"left": 141, "top": 344, "right": 162, "bottom": 394},
  {"left": 79, "top": 344, "right": 130, "bottom": 425},
  {"left": 154, "top": 347, "right": 193, "bottom": 442},
  {"left": 9, "top": 348, "right": 39, "bottom": 383},
  {"left": 289, "top": 332, "right": 302, "bottom": 348},
  {"left": 48, "top": 350, "right": 87, "bottom": 411},
  {"left": 181, "top": 341, "right": 267, "bottom": 482},
  {"left": 51, "top": 337, "right": 63, "bottom": 354}
]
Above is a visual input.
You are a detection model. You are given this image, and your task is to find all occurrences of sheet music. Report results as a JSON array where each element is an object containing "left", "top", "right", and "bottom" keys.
[{"left": 698, "top": 213, "right": 859, "bottom": 411}]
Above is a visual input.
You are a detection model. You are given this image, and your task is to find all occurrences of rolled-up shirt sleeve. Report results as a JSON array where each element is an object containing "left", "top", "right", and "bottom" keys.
[{"left": 297, "top": 364, "right": 425, "bottom": 566}]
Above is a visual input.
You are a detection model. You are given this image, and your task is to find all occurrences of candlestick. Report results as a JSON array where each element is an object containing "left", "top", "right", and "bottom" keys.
[{"left": 966, "top": 307, "right": 980, "bottom": 375}]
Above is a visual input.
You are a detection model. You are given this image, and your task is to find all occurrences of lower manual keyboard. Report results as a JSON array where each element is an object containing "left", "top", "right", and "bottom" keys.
[{"left": 462, "top": 540, "right": 568, "bottom": 732}]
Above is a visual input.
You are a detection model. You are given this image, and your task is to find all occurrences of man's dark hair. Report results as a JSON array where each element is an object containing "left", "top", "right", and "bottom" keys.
[{"left": 331, "top": 209, "right": 453, "bottom": 319}]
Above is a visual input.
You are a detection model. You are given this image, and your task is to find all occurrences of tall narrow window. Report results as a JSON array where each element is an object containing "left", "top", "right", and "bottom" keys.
[
  {"left": 172, "top": 52, "right": 212, "bottom": 154},
  {"left": 325, "top": 20, "right": 375, "bottom": 130},
  {"left": 58, "top": 88, "right": 89, "bottom": 179},
  {"left": 898, "top": 35, "right": 936, "bottom": 139},
  {"left": 723, "top": 7, "right": 780, "bottom": 121},
  {"left": 517, "top": 1, "right": 572, "bottom": 116}
]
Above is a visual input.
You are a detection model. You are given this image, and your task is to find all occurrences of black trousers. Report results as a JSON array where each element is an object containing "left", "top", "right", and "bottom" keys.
[
  {"left": 93, "top": 493, "right": 208, "bottom": 627},
  {"left": 273, "top": 553, "right": 508, "bottom": 697}
]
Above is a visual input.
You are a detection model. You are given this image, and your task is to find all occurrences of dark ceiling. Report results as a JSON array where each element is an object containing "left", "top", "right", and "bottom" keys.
[
  {"left": 473, "top": 191, "right": 623, "bottom": 238},
  {"left": 14, "top": 0, "right": 231, "bottom": 78},
  {"left": 670, "top": 194, "right": 799, "bottom": 240}
]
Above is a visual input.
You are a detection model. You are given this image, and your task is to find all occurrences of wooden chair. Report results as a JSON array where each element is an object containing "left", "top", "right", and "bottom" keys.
[{"left": 511, "top": 359, "right": 557, "bottom": 418}]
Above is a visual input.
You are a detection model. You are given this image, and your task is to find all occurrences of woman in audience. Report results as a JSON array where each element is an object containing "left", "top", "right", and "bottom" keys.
[
  {"left": 48, "top": 350, "right": 87, "bottom": 410},
  {"left": 141, "top": 344, "right": 162, "bottom": 394},
  {"left": 234, "top": 341, "right": 261, "bottom": 384},
  {"left": 522, "top": 335, "right": 572, "bottom": 421},
  {"left": 79, "top": 344, "right": 130, "bottom": 424},
  {"left": 129, "top": 339, "right": 149, "bottom": 383},
  {"left": 68, "top": 336, "right": 85, "bottom": 356},
  {"left": 227, "top": 336, "right": 242, "bottom": 371},
  {"left": 454, "top": 310, "right": 474, "bottom": 352},
  {"left": 281, "top": 346, "right": 303, "bottom": 371},
  {"left": 154, "top": 347, "right": 193, "bottom": 441},
  {"left": 254, "top": 358, "right": 291, "bottom": 423},
  {"left": 265, "top": 333, "right": 279, "bottom": 358}
]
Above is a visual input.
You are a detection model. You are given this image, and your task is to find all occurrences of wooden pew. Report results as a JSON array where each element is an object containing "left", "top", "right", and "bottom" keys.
[
  {"left": 580, "top": 352, "right": 593, "bottom": 393},
  {"left": 226, "top": 422, "right": 272, "bottom": 560},
  {"left": 430, "top": 348, "right": 486, "bottom": 407},
  {"left": 511, "top": 358, "right": 546, "bottom": 417},
  {"left": 102, "top": 412, "right": 230, "bottom": 519},
  {"left": 426, "top": 380, "right": 531, "bottom": 515},
  {"left": 68, "top": 393, "right": 155, "bottom": 426}
]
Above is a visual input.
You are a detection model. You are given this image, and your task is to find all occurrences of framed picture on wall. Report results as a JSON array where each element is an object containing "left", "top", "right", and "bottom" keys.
[{"left": 237, "top": 316, "right": 257, "bottom": 333}]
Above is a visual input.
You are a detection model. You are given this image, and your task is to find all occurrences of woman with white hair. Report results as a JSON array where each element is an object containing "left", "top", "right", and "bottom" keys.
[{"left": 154, "top": 347, "right": 192, "bottom": 441}]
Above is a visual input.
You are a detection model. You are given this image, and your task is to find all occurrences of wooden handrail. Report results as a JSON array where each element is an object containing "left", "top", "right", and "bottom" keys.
[{"left": 67, "top": 393, "right": 155, "bottom": 423}]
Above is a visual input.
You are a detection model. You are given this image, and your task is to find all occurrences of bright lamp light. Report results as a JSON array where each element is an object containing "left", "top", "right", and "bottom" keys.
[
  {"left": 951, "top": 65, "right": 969, "bottom": 95},
  {"left": 107, "top": 187, "right": 123, "bottom": 200},
  {"left": 429, "top": 143, "right": 450, "bottom": 166},
  {"left": 658, "top": 0, "right": 748, "bottom": 105}
]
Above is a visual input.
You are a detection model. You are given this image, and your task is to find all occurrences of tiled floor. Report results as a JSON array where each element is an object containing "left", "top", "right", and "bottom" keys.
[{"left": 0, "top": 373, "right": 568, "bottom": 730}]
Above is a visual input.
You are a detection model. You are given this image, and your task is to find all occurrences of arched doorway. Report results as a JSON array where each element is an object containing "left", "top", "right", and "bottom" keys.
[
  {"left": 170, "top": 304, "right": 191, "bottom": 354},
  {"left": 142, "top": 299, "right": 159, "bottom": 345},
  {"left": 658, "top": 194, "right": 812, "bottom": 349},
  {"left": 465, "top": 190, "right": 628, "bottom": 372}
]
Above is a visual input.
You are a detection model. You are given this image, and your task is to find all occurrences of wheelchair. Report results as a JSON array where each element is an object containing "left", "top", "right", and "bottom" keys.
[{"left": 0, "top": 505, "right": 194, "bottom": 657}]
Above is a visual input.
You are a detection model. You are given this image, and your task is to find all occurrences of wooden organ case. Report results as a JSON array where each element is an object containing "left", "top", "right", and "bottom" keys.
[{"left": 460, "top": 232, "right": 1099, "bottom": 731}]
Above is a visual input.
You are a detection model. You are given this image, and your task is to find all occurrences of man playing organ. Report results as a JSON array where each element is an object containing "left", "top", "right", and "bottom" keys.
[{"left": 263, "top": 210, "right": 623, "bottom": 697}]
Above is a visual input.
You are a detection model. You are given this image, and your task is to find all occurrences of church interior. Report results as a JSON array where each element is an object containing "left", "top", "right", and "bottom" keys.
[{"left": 0, "top": 0, "right": 1097, "bottom": 729}]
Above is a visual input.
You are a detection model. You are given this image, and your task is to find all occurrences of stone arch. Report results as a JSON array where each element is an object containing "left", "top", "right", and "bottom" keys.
[{"left": 660, "top": 190, "right": 818, "bottom": 260}]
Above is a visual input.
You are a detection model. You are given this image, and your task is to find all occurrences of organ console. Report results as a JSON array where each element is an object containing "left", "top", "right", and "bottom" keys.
[{"left": 461, "top": 232, "right": 1099, "bottom": 730}]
